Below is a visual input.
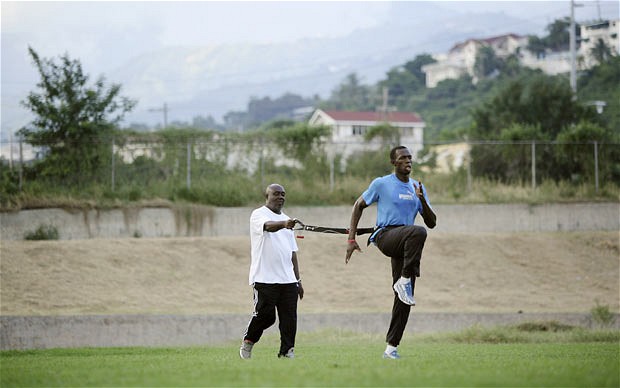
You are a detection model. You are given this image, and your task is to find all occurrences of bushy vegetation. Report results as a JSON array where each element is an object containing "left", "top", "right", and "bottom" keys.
[{"left": 24, "top": 224, "right": 59, "bottom": 240}]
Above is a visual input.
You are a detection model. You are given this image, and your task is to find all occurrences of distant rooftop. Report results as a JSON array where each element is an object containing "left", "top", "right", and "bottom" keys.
[{"left": 322, "top": 110, "right": 423, "bottom": 123}]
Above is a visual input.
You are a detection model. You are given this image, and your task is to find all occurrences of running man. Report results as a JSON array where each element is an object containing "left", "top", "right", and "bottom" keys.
[{"left": 345, "top": 145, "right": 437, "bottom": 359}]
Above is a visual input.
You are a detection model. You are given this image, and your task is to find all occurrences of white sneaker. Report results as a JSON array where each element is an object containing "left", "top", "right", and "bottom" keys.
[
  {"left": 239, "top": 341, "right": 253, "bottom": 359},
  {"left": 393, "top": 278, "right": 416, "bottom": 305},
  {"left": 383, "top": 349, "right": 401, "bottom": 359},
  {"left": 278, "top": 347, "right": 295, "bottom": 358}
]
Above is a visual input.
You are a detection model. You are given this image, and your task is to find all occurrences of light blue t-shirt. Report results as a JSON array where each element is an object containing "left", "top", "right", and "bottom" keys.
[{"left": 362, "top": 174, "right": 432, "bottom": 241}]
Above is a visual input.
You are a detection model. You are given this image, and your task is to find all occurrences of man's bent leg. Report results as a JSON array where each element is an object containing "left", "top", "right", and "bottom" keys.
[
  {"left": 243, "top": 283, "right": 278, "bottom": 344},
  {"left": 376, "top": 225, "right": 427, "bottom": 278},
  {"left": 402, "top": 226, "right": 427, "bottom": 277}
]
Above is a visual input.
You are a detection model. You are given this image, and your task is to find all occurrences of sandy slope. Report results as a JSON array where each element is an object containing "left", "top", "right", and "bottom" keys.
[{"left": 1, "top": 231, "right": 618, "bottom": 316}]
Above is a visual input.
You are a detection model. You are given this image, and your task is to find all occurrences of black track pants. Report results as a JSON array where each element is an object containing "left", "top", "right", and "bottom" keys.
[
  {"left": 243, "top": 282, "right": 298, "bottom": 355},
  {"left": 375, "top": 225, "right": 427, "bottom": 346}
]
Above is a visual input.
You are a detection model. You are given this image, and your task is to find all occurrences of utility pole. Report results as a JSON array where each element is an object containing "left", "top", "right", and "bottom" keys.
[
  {"left": 149, "top": 103, "right": 169, "bottom": 128},
  {"left": 376, "top": 86, "right": 395, "bottom": 118},
  {"left": 381, "top": 86, "right": 388, "bottom": 116},
  {"left": 570, "top": 0, "right": 583, "bottom": 93}
]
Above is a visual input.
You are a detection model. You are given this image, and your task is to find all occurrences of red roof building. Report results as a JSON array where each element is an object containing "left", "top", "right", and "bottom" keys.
[{"left": 308, "top": 109, "right": 425, "bottom": 164}]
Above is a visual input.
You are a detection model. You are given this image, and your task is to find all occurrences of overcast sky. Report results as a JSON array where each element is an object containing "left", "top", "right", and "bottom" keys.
[
  {"left": 1, "top": 0, "right": 618, "bottom": 133},
  {"left": 3, "top": 1, "right": 617, "bottom": 73}
]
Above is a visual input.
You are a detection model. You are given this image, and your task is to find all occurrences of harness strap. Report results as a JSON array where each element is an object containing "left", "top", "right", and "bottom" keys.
[{"left": 295, "top": 224, "right": 377, "bottom": 235}]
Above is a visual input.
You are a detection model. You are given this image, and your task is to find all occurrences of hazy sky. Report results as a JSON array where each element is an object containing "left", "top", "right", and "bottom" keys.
[
  {"left": 3, "top": 1, "right": 617, "bottom": 73},
  {"left": 1, "top": 0, "right": 618, "bottom": 132}
]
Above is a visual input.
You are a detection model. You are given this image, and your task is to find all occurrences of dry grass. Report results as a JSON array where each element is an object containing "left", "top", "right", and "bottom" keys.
[{"left": 1, "top": 231, "right": 618, "bottom": 316}]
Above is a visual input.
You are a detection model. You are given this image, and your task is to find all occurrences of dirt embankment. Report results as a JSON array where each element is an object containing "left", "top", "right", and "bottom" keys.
[{"left": 1, "top": 231, "right": 618, "bottom": 316}]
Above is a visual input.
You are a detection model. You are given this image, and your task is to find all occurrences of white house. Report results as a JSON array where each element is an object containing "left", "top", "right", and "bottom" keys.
[
  {"left": 308, "top": 109, "right": 425, "bottom": 163},
  {"left": 579, "top": 19, "right": 620, "bottom": 68},
  {"left": 422, "top": 20, "right": 619, "bottom": 88},
  {"left": 422, "top": 34, "right": 528, "bottom": 87}
]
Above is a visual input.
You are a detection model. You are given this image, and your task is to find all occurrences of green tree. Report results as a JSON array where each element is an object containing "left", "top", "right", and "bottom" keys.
[
  {"left": 18, "top": 47, "right": 136, "bottom": 184},
  {"left": 589, "top": 38, "right": 614, "bottom": 65},
  {"left": 471, "top": 73, "right": 593, "bottom": 140},
  {"left": 379, "top": 54, "right": 437, "bottom": 109},
  {"left": 526, "top": 35, "right": 547, "bottom": 57},
  {"left": 474, "top": 46, "right": 501, "bottom": 79},
  {"left": 544, "top": 17, "right": 572, "bottom": 52},
  {"left": 577, "top": 56, "right": 620, "bottom": 132},
  {"left": 326, "top": 73, "right": 375, "bottom": 111},
  {"left": 555, "top": 121, "right": 618, "bottom": 183},
  {"left": 266, "top": 122, "right": 331, "bottom": 169},
  {"left": 469, "top": 73, "right": 598, "bottom": 182},
  {"left": 364, "top": 123, "right": 401, "bottom": 147},
  {"left": 403, "top": 54, "right": 437, "bottom": 84}
]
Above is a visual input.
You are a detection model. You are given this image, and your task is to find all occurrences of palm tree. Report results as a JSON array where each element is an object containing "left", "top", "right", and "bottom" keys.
[{"left": 590, "top": 38, "right": 613, "bottom": 65}]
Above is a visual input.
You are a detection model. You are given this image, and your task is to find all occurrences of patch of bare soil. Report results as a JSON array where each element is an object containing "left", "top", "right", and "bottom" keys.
[{"left": 1, "top": 231, "right": 618, "bottom": 316}]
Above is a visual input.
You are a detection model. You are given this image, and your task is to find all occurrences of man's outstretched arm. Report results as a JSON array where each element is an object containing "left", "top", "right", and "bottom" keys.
[{"left": 345, "top": 195, "right": 368, "bottom": 264}]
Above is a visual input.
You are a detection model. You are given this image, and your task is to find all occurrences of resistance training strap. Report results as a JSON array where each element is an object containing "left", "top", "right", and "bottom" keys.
[{"left": 295, "top": 224, "right": 376, "bottom": 235}]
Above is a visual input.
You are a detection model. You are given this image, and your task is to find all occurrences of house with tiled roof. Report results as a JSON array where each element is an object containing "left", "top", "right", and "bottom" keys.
[
  {"left": 422, "top": 33, "right": 527, "bottom": 87},
  {"left": 308, "top": 109, "right": 425, "bottom": 164},
  {"left": 422, "top": 20, "right": 619, "bottom": 88}
]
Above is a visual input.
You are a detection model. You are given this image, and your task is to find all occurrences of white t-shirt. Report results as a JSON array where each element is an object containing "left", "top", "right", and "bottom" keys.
[{"left": 248, "top": 205, "right": 299, "bottom": 285}]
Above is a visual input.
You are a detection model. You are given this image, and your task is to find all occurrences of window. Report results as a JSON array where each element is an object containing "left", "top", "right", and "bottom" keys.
[{"left": 352, "top": 125, "right": 367, "bottom": 136}]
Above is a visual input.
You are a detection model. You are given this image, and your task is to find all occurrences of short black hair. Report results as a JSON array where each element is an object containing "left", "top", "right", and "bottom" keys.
[
  {"left": 265, "top": 183, "right": 284, "bottom": 198},
  {"left": 390, "top": 146, "right": 408, "bottom": 162}
]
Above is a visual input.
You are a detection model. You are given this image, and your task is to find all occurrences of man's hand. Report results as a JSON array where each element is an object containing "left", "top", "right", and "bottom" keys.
[
  {"left": 345, "top": 240, "right": 362, "bottom": 264},
  {"left": 297, "top": 281, "right": 304, "bottom": 300},
  {"left": 285, "top": 218, "right": 303, "bottom": 229},
  {"left": 415, "top": 180, "right": 425, "bottom": 199}
]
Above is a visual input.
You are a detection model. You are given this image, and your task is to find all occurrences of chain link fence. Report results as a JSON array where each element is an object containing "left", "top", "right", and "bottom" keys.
[{"left": 1, "top": 137, "right": 618, "bottom": 200}]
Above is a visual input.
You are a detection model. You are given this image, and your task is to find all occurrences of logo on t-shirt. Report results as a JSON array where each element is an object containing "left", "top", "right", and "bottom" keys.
[{"left": 398, "top": 192, "right": 414, "bottom": 201}]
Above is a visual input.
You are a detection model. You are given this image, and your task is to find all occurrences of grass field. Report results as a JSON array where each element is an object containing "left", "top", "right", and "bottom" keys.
[{"left": 2, "top": 328, "right": 618, "bottom": 387}]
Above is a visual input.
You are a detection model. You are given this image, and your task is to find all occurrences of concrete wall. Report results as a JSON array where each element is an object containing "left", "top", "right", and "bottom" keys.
[
  {"left": 1, "top": 203, "right": 618, "bottom": 240},
  {"left": 2, "top": 312, "right": 617, "bottom": 350}
]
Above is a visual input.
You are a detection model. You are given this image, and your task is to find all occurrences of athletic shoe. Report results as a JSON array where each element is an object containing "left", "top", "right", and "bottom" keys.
[
  {"left": 239, "top": 341, "right": 253, "bottom": 359},
  {"left": 278, "top": 347, "right": 295, "bottom": 358},
  {"left": 393, "top": 278, "right": 416, "bottom": 305},
  {"left": 383, "top": 349, "right": 401, "bottom": 359}
]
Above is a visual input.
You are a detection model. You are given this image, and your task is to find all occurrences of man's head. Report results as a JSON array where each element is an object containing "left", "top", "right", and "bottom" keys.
[
  {"left": 390, "top": 146, "right": 412, "bottom": 176},
  {"left": 265, "top": 183, "right": 286, "bottom": 214}
]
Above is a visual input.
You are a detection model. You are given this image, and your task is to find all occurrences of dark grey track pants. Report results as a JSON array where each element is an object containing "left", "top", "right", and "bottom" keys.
[{"left": 375, "top": 225, "right": 428, "bottom": 346}]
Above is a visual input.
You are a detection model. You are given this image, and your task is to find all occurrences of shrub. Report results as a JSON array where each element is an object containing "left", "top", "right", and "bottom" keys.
[
  {"left": 24, "top": 224, "right": 59, "bottom": 240},
  {"left": 591, "top": 301, "right": 615, "bottom": 327},
  {"left": 515, "top": 321, "right": 574, "bottom": 332}
]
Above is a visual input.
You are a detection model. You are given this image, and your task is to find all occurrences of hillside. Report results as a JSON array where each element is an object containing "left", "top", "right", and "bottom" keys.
[{"left": 1, "top": 231, "right": 618, "bottom": 316}]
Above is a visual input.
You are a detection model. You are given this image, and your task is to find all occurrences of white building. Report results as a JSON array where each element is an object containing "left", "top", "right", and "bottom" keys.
[
  {"left": 422, "top": 20, "right": 619, "bottom": 88},
  {"left": 579, "top": 19, "right": 620, "bottom": 68},
  {"left": 422, "top": 34, "right": 528, "bottom": 87},
  {"left": 308, "top": 109, "right": 425, "bottom": 163}
]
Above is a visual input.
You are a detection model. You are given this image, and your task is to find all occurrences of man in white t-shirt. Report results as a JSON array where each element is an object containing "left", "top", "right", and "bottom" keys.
[{"left": 240, "top": 183, "right": 304, "bottom": 359}]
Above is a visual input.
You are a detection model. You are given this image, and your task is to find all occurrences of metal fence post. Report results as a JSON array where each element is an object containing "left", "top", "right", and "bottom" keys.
[
  {"left": 593, "top": 140, "right": 599, "bottom": 193},
  {"left": 329, "top": 153, "right": 334, "bottom": 193},
  {"left": 186, "top": 140, "right": 191, "bottom": 190},
  {"left": 260, "top": 137, "right": 264, "bottom": 189},
  {"left": 466, "top": 138, "right": 472, "bottom": 193},
  {"left": 531, "top": 141, "right": 536, "bottom": 190},
  {"left": 111, "top": 136, "right": 115, "bottom": 192},
  {"left": 18, "top": 136, "right": 23, "bottom": 192}
]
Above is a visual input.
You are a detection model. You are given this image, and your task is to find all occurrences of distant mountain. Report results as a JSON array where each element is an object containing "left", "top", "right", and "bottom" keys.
[
  {"left": 1, "top": 2, "right": 545, "bottom": 133},
  {"left": 112, "top": 2, "right": 543, "bottom": 126}
]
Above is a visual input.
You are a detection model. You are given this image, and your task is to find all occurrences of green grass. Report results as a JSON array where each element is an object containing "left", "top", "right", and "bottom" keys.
[{"left": 2, "top": 329, "right": 619, "bottom": 387}]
